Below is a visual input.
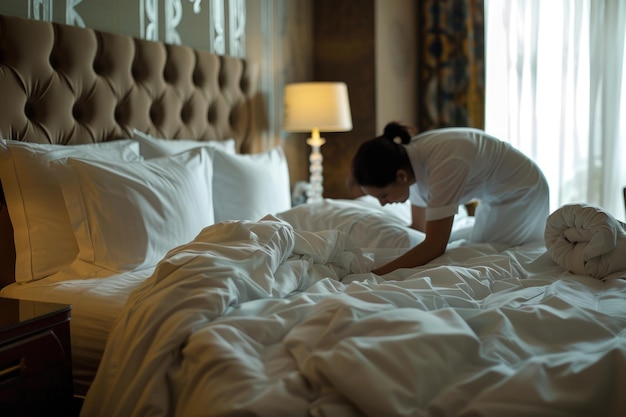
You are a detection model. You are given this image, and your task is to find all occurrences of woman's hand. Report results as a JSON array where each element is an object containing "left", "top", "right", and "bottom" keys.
[{"left": 372, "top": 215, "right": 454, "bottom": 275}]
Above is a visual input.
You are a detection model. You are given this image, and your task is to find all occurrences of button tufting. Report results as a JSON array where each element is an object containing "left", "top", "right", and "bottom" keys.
[
  {"left": 24, "top": 102, "right": 36, "bottom": 120},
  {"left": 218, "top": 72, "right": 226, "bottom": 88},
  {"left": 114, "top": 104, "right": 125, "bottom": 124},
  {"left": 192, "top": 70, "right": 203, "bottom": 87},
  {"left": 49, "top": 55, "right": 59, "bottom": 70},
  {"left": 228, "top": 109, "right": 238, "bottom": 127},
  {"left": 240, "top": 77, "right": 249, "bottom": 93},
  {"left": 72, "top": 104, "right": 84, "bottom": 122},
  {"left": 163, "top": 66, "right": 175, "bottom": 84},
  {"left": 181, "top": 102, "right": 192, "bottom": 123},
  {"left": 207, "top": 103, "right": 217, "bottom": 124},
  {"left": 150, "top": 102, "right": 163, "bottom": 125},
  {"left": 93, "top": 61, "right": 103, "bottom": 75}
]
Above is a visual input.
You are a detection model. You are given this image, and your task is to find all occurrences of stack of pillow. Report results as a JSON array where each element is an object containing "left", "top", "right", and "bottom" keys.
[{"left": 0, "top": 132, "right": 291, "bottom": 281}]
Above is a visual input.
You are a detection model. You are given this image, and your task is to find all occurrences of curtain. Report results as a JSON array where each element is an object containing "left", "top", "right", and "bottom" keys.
[
  {"left": 485, "top": 0, "right": 626, "bottom": 220},
  {"left": 417, "top": 0, "right": 485, "bottom": 131}
]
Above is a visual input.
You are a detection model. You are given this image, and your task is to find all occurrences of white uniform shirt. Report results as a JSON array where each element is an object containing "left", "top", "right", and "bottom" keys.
[{"left": 406, "top": 127, "right": 545, "bottom": 222}]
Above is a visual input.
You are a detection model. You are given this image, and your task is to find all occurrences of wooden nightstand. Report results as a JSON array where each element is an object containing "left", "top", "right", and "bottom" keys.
[{"left": 0, "top": 298, "right": 74, "bottom": 417}]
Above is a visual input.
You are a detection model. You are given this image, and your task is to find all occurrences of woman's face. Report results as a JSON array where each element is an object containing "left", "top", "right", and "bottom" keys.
[{"left": 360, "top": 169, "right": 412, "bottom": 206}]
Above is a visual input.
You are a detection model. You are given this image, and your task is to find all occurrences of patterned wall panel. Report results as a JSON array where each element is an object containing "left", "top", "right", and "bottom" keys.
[
  {"left": 29, "top": 0, "right": 53, "bottom": 20},
  {"left": 11, "top": 0, "right": 245, "bottom": 56}
]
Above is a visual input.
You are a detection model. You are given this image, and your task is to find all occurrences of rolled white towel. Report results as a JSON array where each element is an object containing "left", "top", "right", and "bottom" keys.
[{"left": 544, "top": 203, "right": 626, "bottom": 279}]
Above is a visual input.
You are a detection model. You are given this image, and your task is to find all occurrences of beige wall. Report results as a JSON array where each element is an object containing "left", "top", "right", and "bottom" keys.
[
  {"left": 375, "top": 0, "right": 418, "bottom": 132},
  {"left": 310, "top": 0, "right": 417, "bottom": 198}
]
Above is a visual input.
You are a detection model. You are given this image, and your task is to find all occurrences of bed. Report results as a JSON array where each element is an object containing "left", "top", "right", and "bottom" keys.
[
  {"left": 2, "top": 13, "right": 626, "bottom": 417},
  {"left": 0, "top": 12, "right": 272, "bottom": 397}
]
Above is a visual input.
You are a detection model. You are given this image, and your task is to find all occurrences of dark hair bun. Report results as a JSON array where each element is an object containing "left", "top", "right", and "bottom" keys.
[{"left": 382, "top": 122, "right": 411, "bottom": 144}]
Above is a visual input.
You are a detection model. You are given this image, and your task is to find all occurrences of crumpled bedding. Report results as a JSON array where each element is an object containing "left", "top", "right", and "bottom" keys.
[
  {"left": 544, "top": 203, "right": 626, "bottom": 279},
  {"left": 81, "top": 216, "right": 626, "bottom": 417}
]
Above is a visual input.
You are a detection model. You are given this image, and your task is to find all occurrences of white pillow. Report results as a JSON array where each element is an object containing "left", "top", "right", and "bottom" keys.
[
  {"left": 212, "top": 147, "right": 292, "bottom": 222},
  {"left": 132, "top": 129, "right": 236, "bottom": 158},
  {"left": 52, "top": 147, "right": 215, "bottom": 275},
  {"left": 353, "top": 195, "right": 475, "bottom": 241},
  {"left": 0, "top": 139, "right": 141, "bottom": 282},
  {"left": 276, "top": 198, "right": 425, "bottom": 249},
  {"left": 354, "top": 195, "right": 413, "bottom": 225}
]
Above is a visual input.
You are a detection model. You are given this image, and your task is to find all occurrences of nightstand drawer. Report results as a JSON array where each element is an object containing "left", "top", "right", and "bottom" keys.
[
  {"left": 0, "top": 329, "right": 67, "bottom": 385},
  {"left": 0, "top": 299, "right": 74, "bottom": 417}
]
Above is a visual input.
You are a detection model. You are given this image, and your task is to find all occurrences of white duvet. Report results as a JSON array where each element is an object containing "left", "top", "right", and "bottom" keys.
[{"left": 81, "top": 216, "right": 626, "bottom": 417}]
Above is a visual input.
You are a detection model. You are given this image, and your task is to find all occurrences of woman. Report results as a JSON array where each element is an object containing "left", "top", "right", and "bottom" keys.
[{"left": 351, "top": 122, "right": 550, "bottom": 275}]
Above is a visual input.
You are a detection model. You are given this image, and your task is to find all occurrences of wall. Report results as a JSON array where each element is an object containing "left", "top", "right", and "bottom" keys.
[
  {"left": 312, "top": 0, "right": 375, "bottom": 198},
  {"left": 375, "top": 0, "right": 417, "bottom": 132},
  {"left": 312, "top": 0, "right": 417, "bottom": 198},
  {"left": 0, "top": 0, "right": 246, "bottom": 51}
]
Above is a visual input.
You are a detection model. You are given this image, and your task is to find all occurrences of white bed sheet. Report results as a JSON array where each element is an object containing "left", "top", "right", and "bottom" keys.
[{"left": 0, "top": 267, "right": 154, "bottom": 395}]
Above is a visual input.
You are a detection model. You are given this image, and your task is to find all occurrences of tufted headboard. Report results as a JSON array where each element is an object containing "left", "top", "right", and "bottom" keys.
[{"left": 0, "top": 14, "right": 260, "bottom": 287}]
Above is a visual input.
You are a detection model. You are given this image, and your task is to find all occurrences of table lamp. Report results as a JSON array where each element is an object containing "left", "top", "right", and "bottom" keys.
[{"left": 283, "top": 82, "right": 352, "bottom": 203}]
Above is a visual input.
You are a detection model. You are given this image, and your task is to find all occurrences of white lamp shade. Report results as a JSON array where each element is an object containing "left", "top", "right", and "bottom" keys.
[{"left": 283, "top": 82, "right": 353, "bottom": 132}]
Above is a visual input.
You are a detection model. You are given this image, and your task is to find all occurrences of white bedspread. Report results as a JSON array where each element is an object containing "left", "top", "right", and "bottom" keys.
[
  {"left": 81, "top": 217, "right": 626, "bottom": 417},
  {"left": 544, "top": 203, "right": 626, "bottom": 279}
]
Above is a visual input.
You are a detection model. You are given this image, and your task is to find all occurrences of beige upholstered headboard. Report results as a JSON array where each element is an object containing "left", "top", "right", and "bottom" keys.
[{"left": 0, "top": 14, "right": 259, "bottom": 287}]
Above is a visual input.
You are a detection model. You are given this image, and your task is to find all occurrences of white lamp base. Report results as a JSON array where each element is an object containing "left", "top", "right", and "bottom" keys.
[{"left": 306, "top": 135, "right": 326, "bottom": 203}]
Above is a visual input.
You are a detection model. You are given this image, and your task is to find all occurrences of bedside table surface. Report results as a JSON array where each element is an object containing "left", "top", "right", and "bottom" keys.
[{"left": 0, "top": 298, "right": 71, "bottom": 340}]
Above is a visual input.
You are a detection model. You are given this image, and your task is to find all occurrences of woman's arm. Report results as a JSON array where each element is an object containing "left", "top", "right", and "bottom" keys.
[
  {"left": 410, "top": 205, "right": 427, "bottom": 232},
  {"left": 372, "top": 215, "right": 454, "bottom": 275}
]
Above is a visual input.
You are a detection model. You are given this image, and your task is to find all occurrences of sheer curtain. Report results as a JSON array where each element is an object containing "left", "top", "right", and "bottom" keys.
[{"left": 484, "top": 0, "right": 626, "bottom": 220}]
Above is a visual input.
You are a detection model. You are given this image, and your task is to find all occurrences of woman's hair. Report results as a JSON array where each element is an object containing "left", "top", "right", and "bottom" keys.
[{"left": 351, "top": 121, "right": 413, "bottom": 188}]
